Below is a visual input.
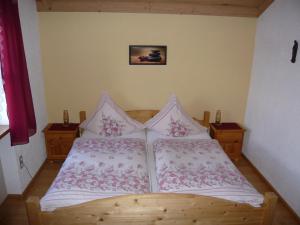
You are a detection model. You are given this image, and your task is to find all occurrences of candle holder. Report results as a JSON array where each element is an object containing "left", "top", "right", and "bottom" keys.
[
  {"left": 215, "top": 110, "right": 221, "bottom": 124},
  {"left": 63, "top": 110, "right": 69, "bottom": 127}
]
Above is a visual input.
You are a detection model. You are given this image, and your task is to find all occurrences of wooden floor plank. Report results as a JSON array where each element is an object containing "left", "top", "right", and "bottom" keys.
[{"left": 0, "top": 157, "right": 299, "bottom": 225}]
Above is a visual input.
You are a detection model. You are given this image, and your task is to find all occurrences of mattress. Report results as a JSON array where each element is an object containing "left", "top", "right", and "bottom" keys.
[
  {"left": 148, "top": 130, "right": 264, "bottom": 207},
  {"left": 40, "top": 130, "right": 149, "bottom": 212}
]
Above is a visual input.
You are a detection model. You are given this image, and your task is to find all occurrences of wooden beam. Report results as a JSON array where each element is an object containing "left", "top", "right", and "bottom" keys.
[
  {"left": 41, "top": 0, "right": 52, "bottom": 10},
  {"left": 257, "top": 0, "right": 274, "bottom": 16},
  {"left": 150, "top": 2, "right": 259, "bottom": 17},
  {"left": 36, "top": 0, "right": 269, "bottom": 18}
]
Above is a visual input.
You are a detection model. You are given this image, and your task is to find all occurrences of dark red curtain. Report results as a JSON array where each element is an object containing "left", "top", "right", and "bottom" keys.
[{"left": 0, "top": 0, "right": 36, "bottom": 146}]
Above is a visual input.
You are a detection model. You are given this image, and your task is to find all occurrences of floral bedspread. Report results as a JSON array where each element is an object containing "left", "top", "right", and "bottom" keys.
[
  {"left": 41, "top": 137, "right": 149, "bottom": 211},
  {"left": 153, "top": 139, "right": 264, "bottom": 207}
]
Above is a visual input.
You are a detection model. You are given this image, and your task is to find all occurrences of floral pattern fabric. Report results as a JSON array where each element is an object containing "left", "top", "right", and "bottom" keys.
[
  {"left": 98, "top": 113, "right": 125, "bottom": 136},
  {"left": 80, "top": 92, "right": 144, "bottom": 137},
  {"left": 153, "top": 139, "right": 264, "bottom": 206},
  {"left": 145, "top": 95, "right": 207, "bottom": 137},
  {"left": 41, "top": 137, "right": 149, "bottom": 211},
  {"left": 168, "top": 117, "right": 191, "bottom": 137}
]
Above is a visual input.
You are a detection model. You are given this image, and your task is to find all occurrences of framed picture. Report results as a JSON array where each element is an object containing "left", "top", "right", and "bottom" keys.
[{"left": 129, "top": 45, "right": 167, "bottom": 65}]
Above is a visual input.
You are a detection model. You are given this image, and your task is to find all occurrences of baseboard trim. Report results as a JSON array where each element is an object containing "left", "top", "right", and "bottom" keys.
[
  {"left": 242, "top": 153, "right": 300, "bottom": 222},
  {"left": 6, "top": 194, "right": 23, "bottom": 200}
]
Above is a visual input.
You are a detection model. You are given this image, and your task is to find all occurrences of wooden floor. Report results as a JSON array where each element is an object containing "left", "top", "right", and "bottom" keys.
[{"left": 0, "top": 156, "right": 299, "bottom": 225}]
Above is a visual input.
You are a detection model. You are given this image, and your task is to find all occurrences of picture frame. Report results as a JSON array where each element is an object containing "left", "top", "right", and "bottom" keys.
[{"left": 129, "top": 45, "right": 167, "bottom": 65}]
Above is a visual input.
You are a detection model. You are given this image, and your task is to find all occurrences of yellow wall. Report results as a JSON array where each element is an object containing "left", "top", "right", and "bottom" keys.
[{"left": 39, "top": 12, "right": 256, "bottom": 123}]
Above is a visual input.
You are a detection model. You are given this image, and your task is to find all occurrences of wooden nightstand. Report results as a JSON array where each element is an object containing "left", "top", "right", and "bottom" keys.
[
  {"left": 43, "top": 123, "right": 79, "bottom": 160},
  {"left": 210, "top": 123, "right": 245, "bottom": 161}
]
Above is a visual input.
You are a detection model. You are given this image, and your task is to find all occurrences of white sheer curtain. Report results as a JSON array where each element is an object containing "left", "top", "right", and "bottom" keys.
[{"left": 0, "top": 65, "right": 8, "bottom": 125}]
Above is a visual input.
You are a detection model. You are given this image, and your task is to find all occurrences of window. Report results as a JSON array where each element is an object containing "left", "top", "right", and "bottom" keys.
[{"left": 0, "top": 65, "right": 8, "bottom": 125}]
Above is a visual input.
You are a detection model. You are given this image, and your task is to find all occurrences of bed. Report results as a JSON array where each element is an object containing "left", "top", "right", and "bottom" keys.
[{"left": 26, "top": 110, "right": 277, "bottom": 225}]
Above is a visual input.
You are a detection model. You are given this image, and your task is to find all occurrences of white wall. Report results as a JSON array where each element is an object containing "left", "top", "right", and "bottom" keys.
[
  {"left": 244, "top": 0, "right": 300, "bottom": 216},
  {"left": 0, "top": 158, "right": 7, "bottom": 203},
  {"left": 0, "top": 136, "right": 22, "bottom": 194},
  {"left": 0, "top": 0, "right": 47, "bottom": 200},
  {"left": 17, "top": 0, "right": 48, "bottom": 191}
]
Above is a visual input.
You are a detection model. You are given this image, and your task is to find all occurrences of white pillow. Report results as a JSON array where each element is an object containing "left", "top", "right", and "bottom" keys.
[
  {"left": 81, "top": 130, "right": 146, "bottom": 139},
  {"left": 80, "top": 92, "right": 144, "bottom": 137},
  {"left": 145, "top": 95, "right": 207, "bottom": 137}
]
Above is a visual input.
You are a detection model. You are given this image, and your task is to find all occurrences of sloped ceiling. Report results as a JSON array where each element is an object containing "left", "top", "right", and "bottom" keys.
[{"left": 36, "top": 0, "right": 273, "bottom": 17}]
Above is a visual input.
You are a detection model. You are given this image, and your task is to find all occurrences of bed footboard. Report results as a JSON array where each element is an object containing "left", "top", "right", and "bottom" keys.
[{"left": 26, "top": 192, "right": 277, "bottom": 225}]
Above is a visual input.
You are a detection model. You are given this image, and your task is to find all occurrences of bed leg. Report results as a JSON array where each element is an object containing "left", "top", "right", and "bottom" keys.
[
  {"left": 25, "top": 196, "right": 42, "bottom": 225},
  {"left": 262, "top": 192, "right": 278, "bottom": 225}
]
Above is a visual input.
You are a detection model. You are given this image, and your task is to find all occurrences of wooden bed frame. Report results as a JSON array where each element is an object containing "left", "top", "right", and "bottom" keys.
[{"left": 26, "top": 110, "right": 278, "bottom": 225}]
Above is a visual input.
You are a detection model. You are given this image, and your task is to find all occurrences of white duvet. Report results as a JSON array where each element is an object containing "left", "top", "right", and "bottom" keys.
[
  {"left": 147, "top": 130, "right": 264, "bottom": 207},
  {"left": 40, "top": 131, "right": 149, "bottom": 211}
]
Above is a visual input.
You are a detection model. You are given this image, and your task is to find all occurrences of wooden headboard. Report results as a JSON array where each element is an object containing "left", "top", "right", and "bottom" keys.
[
  {"left": 79, "top": 110, "right": 210, "bottom": 128},
  {"left": 125, "top": 110, "right": 159, "bottom": 123}
]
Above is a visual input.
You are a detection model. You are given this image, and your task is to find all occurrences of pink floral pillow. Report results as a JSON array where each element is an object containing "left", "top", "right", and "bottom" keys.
[
  {"left": 80, "top": 92, "right": 144, "bottom": 137},
  {"left": 145, "top": 95, "right": 207, "bottom": 137}
]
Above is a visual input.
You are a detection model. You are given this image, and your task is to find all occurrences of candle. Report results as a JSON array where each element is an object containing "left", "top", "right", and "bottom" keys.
[
  {"left": 63, "top": 110, "right": 69, "bottom": 126},
  {"left": 215, "top": 110, "right": 221, "bottom": 124}
]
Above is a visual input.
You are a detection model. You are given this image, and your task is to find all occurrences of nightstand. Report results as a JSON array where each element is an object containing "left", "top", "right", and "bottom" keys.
[
  {"left": 43, "top": 123, "right": 79, "bottom": 160},
  {"left": 210, "top": 123, "right": 245, "bottom": 161}
]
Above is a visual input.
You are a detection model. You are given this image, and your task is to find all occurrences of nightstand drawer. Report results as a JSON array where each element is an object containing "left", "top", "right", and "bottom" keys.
[
  {"left": 45, "top": 133, "right": 75, "bottom": 139},
  {"left": 46, "top": 136, "right": 74, "bottom": 158},
  {"left": 215, "top": 133, "right": 243, "bottom": 143}
]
